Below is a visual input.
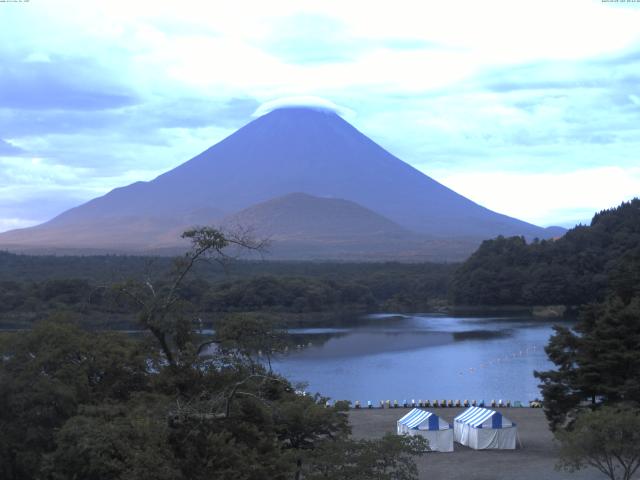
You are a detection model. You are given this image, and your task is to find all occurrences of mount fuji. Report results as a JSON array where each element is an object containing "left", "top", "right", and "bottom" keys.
[{"left": 0, "top": 106, "right": 563, "bottom": 260}]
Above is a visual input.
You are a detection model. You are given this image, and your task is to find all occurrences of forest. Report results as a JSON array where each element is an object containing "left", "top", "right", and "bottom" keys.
[
  {"left": 0, "top": 227, "right": 432, "bottom": 480},
  {"left": 2, "top": 202, "right": 640, "bottom": 479},
  {"left": 3, "top": 200, "right": 640, "bottom": 332},
  {"left": 0, "top": 253, "right": 455, "bottom": 329},
  {"left": 450, "top": 199, "right": 640, "bottom": 307},
  {"left": 2, "top": 200, "right": 640, "bottom": 333}
]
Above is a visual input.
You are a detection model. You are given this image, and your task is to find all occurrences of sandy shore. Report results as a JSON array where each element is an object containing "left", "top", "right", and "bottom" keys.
[{"left": 349, "top": 408, "right": 604, "bottom": 480}]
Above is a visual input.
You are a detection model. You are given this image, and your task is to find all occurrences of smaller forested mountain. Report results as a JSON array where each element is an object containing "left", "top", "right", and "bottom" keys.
[{"left": 450, "top": 199, "right": 640, "bottom": 306}]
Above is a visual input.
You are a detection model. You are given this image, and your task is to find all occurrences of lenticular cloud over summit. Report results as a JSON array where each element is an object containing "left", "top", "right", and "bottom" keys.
[{"left": 253, "top": 96, "right": 353, "bottom": 118}]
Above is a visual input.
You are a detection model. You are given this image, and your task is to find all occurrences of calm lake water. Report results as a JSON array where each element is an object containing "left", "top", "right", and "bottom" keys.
[{"left": 271, "top": 314, "right": 566, "bottom": 404}]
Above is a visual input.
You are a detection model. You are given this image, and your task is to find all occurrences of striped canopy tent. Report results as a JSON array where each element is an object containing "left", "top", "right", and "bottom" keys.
[
  {"left": 454, "top": 406, "right": 518, "bottom": 450},
  {"left": 397, "top": 409, "right": 453, "bottom": 452}
]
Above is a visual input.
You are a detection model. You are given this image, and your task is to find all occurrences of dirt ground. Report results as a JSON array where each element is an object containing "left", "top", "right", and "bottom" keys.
[{"left": 349, "top": 408, "right": 605, "bottom": 480}]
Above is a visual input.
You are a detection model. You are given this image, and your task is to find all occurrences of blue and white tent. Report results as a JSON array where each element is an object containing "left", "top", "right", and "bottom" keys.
[
  {"left": 454, "top": 406, "right": 518, "bottom": 450},
  {"left": 397, "top": 409, "right": 453, "bottom": 452}
]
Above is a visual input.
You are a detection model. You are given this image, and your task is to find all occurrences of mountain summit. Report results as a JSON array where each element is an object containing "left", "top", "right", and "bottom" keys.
[{"left": 0, "top": 106, "right": 562, "bottom": 258}]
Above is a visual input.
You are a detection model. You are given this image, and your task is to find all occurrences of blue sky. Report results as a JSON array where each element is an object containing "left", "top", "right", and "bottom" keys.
[{"left": 0, "top": 0, "right": 639, "bottom": 232}]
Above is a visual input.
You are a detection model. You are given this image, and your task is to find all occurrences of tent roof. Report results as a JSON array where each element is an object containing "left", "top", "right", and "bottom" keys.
[
  {"left": 397, "top": 408, "right": 442, "bottom": 429},
  {"left": 454, "top": 407, "right": 512, "bottom": 428}
]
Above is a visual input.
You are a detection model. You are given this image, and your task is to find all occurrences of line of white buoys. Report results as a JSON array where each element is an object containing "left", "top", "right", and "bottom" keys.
[{"left": 457, "top": 344, "right": 543, "bottom": 376}]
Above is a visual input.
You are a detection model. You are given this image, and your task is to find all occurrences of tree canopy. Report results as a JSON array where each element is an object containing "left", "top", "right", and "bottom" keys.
[
  {"left": 0, "top": 255, "right": 454, "bottom": 331},
  {"left": 450, "top": 199, "right": 640, "bottom": 307},
  {"left": 535, "top": 293, "right": 640, "bottom": 430},
  {"left": 556, "top": 405, "right": 640, "bottom": 480},
  {"left": 0, "top": 227, "right": 426, "bottom": 480}
]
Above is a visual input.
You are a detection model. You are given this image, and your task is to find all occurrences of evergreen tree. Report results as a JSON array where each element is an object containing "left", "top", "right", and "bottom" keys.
[{"left": 535, "top": 294, "right": 640, "bottom": 430}]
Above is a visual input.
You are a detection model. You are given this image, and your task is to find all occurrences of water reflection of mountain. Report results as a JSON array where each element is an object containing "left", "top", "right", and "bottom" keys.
[
  {"left": 280, "top": 331, "right": 456, "bottom": 359},
  {"left": 273, "top": 314, "right": 563, "bottom": 402},
  {"left": 284, "top": 328, "right": 514, "bottom": 357},
  {"left": 452, "top": 330, "right": 511, "bottom": 341},
  {"left": 281, "top": 314, "right": 523, "bottom": 358}
]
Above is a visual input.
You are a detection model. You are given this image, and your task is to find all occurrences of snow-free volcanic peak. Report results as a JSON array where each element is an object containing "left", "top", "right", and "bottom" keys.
[{"left": 0, "top": 106, "right": 563, "bottom": 258}]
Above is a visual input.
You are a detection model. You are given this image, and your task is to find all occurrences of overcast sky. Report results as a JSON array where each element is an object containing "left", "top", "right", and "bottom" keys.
[{"left": 1, "top": 0, "right": 639, "bottom": 232}]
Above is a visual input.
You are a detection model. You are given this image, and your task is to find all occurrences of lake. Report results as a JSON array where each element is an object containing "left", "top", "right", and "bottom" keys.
[{"left": 271, "top": 314, "right": 567, "bottom": 405}]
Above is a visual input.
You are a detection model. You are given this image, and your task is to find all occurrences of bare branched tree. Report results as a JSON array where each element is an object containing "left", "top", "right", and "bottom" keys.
[{"left": 117, "top": 226, "right": 268, "bottom": 367}]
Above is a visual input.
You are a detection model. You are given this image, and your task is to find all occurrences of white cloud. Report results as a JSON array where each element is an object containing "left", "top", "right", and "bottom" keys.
[
  {"left": 253, "top": 96, "right": 354, "bottom": 118},
  {"left": 0, "top": 218, "right": 38, "bottom": 232},
  {"left": 9, "top": 0, "right": 639, "bottom": 97},
  {"left": 434, "top": 166, "right": 640, "bottom": 227},
  {"left": 23, "top": 52, "right": 51, "bottom": 63},
  {"left": 0, "top": 157, "right": 87, "bottom": 185},
  {"left": 1, "top": 0, "right": 640, "bottom": 229}
]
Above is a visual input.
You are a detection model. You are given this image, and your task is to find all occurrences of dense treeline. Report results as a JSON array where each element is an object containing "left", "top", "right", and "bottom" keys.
[
  {"left": 203, "top": 276, "right": 376, "bottom": 312},
  {"left": 450, "top": 199, "right": 640, "bottom": 306},
  {"left": 204, "top": 267, "right": 452, "bottom": 313},
  {"left": 0, "top": 250, "right": 455, "bottom": 284},
  {"left": 532, "top": 226, "right": 640, "bottom": 429},
  {"left": 532, "top": 228, "right": 640, "bottom": 479},
  {"left": 0, "top": 257, "right": 455, "bottom": 328},
  {"left": 0, "top": 321, "right": 427, "bottom": 480}
]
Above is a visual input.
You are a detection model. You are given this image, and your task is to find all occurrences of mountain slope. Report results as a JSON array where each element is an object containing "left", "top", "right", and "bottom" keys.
[
  {"left": 0, "top": 106, "right": 563, "bottom": 256},
  {"left": 221, "top": 192, "right": 410, "bottom": 240},
  {"left": 218, "top": 192, "right": 459, "bottom": 260}
]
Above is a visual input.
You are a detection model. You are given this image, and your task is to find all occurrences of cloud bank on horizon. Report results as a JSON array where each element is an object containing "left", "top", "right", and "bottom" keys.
[{"left": 0, "top": 0, "right": 639, "bottom": 232}]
